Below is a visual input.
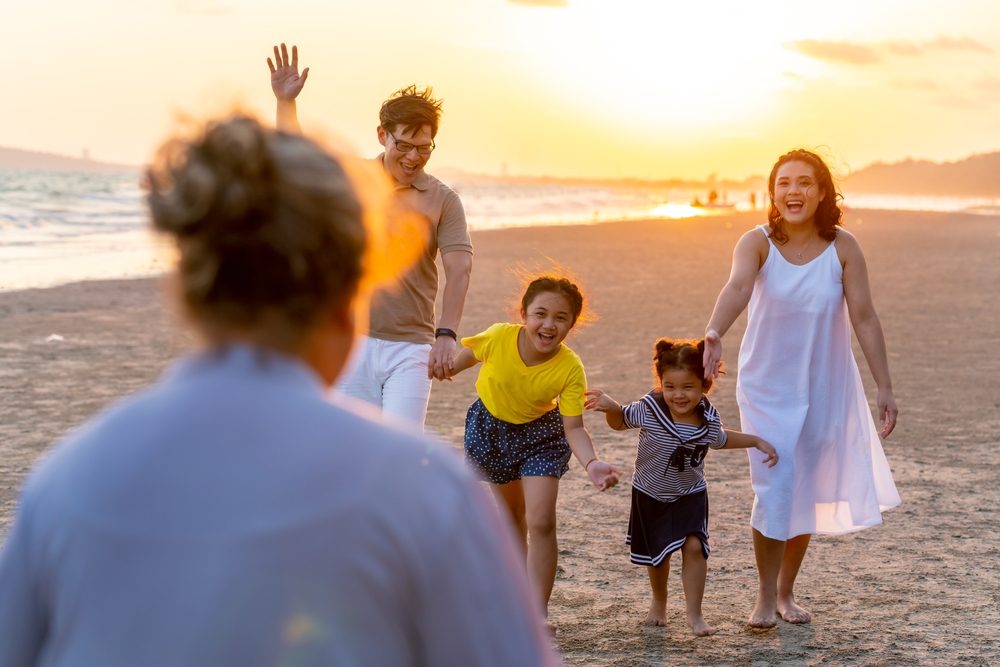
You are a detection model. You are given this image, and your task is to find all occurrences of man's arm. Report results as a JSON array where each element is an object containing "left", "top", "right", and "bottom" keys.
[
  {"left": 427, "top": 250, "right": 472, "bottom": 380},
  {"left": 267, "top": 43, "right": 308, "bottom": 134}
]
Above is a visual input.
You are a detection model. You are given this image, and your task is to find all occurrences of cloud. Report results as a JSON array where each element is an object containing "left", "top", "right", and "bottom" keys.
[
  {"left": 887, "top": 77, "right": 940, "bottom": 91},
  {"left": 974, "top": 75, "right": 1000, "bottom": 94},
  {"left": 172, "top": 0, "right": 235, "bottom": 16},
  {"left": 785, "top": 40, "right": 881, "bottom": 65},
  {"left": 788, "top": 35, "right": 993, "bottom": 66},
  {"left": 925, "top": 35, "right": 993, "bottom": 54},
  {"left": 884, "top": 41, "right": 923, "bottom": 56},
  {"left": 506, "top": 0, "right": 569, "bottom": 6},
  {"left": 932, "top": 94, "right": 985, "bottom": 110}
]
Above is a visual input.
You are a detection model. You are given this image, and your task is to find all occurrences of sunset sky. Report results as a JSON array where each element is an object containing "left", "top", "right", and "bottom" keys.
[{"left": 3, "top": 0, "right": 1000, "bottom": 179}]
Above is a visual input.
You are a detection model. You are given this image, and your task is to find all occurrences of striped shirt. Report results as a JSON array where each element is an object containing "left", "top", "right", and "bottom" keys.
[{"left": 621, "top": 393, "right": 727, "bottom": 503}]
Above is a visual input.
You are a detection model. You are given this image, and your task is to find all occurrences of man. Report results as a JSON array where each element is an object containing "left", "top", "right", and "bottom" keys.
[{"left": 268, "top": 43, "right": 473, "bottom": 429}]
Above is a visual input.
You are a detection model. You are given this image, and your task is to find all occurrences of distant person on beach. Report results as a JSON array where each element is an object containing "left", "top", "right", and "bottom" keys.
[
  {"left": 440, "top": 275, "right": 623, "bottom": 632},
  {"left": 268, "top": 43, "right": 473, "bottom": 430},
  {"left": 0, "top": 117, "right": 559, "bottom": 667},
  {"left": 702, "top": 149, "right": 901, "bottom": 628},
  {"left": 585, "top": 339, "right": 777, "bottom": 636}
]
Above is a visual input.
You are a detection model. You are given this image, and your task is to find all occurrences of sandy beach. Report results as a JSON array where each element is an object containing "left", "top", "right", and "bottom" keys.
[{"left": 2, "top": 209, "right": 999, "bottom": 665}]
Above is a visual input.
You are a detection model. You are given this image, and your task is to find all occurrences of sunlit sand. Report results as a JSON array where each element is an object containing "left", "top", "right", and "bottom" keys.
[{"left": 1, "top": 210, "right": 998, "bottom": 664}]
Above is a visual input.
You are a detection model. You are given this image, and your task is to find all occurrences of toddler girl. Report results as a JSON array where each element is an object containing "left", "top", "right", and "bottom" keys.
[{"left": 586, "top": 338, "right": 777, "bottom": 636}]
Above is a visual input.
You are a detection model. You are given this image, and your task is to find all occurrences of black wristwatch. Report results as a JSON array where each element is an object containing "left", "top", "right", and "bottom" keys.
[{"left": 434, "top": 328, "right": 457, "bottom": 341}]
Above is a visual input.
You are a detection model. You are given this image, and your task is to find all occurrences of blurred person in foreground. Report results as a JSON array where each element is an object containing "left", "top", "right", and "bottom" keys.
[
  {"left": 0, "top": 116, "right": 560, "bottom": 667},
  {"left": 269, "top": 43, "right": 472, "bottom": 430}
]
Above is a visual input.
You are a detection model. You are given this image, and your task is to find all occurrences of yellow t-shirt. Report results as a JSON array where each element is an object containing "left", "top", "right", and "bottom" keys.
[{"left": 461, "top": 323, "right": 587, "bottom": 425}]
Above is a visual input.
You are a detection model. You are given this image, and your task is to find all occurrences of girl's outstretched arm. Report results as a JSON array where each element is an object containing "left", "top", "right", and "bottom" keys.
[
  {"left": 703, "top": 229, "right": 769, "bottom": 378},
  {"left": 583, "top": 390, "right": 628, "bottom": 431},
  {"left": 721, "top": 430, "right": 778, "bottom": 468},
  {"left": 562, "top": 415, "right": 623, "bottom": 491},
  {"left": 440, "top": 346, "right": 479, "bottom": 380}
]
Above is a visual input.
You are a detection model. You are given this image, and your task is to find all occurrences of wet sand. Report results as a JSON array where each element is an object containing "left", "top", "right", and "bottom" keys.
[{"left": 2, "top": 210, "right": 999, "bottom": 665}]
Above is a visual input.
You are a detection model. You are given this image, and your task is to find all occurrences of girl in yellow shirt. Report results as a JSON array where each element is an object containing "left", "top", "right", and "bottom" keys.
[{"left": 447, "top": 276, "right": 623, "bottom": 631}]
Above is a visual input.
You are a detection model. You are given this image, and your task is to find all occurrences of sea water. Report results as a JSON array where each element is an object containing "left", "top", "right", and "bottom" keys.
[
  {"left": 1, "top": 168, "right": 998, "bottom": 291},
  {"left": 0, "top": 169, "right": 170, "bottom": 291}
]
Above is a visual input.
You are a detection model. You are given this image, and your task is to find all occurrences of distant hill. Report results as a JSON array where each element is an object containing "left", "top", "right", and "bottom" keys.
[
  {"left": 846, "top": 152, "right": 1000, "bottom": 197},
  {"left": 433, "top": 166, "right": 766, "bottom": 192},
  {"left": 0, "top": 146, "right": 134, "bottom": 171}
]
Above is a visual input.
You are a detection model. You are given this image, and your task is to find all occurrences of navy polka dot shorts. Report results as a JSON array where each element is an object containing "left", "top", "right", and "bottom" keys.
[{"left": 464, "top": 398, "right": 572, "bottom": 485}]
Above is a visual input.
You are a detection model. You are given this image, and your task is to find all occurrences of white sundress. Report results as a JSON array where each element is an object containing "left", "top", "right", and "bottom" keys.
[{"left": 737, "top": 226, "right": 901, "bottom": 540}]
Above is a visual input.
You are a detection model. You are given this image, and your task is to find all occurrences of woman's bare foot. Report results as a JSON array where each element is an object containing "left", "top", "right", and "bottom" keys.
[
  {"left": 645, "top": 597, "right": 667, "bottom": 626},
  {"left": 748, "top": 597, "right": 777, "bottom": 628},
  {"left": 777, "top": 595, "right": 811, "bottom": 624},
  {"left": 686, "top": 613, "right": 717, "bottom": 637}
]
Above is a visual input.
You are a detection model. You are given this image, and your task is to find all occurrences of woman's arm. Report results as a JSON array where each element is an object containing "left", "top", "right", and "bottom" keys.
[
  {"left": 562, "top": 415, "right": 622, "bottom": 491},
  {"left": 838, "top": 230, "right": 897, "bottom": 437},
  {"left": 703, "top": 229, "right": 768, "bottom": 378},
  {"left": 721, "top": 430, "right": 778, "bottom": 467},
  {"left": 267, "top": 43, "right": 308, "bottom": 134},
  {"left": 583, "top": 390, "right": 628, "bottom": 431}
]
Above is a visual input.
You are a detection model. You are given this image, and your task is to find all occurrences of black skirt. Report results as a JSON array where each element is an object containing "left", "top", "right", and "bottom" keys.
[{"left": 626, "top": 487, "right": 709, "bottom": 567}]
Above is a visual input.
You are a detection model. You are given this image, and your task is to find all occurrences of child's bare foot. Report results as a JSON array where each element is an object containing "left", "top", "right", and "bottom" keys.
[
  {"left": 777, "top": 595, "right": 811, "bottom": 624},
  {"left": 645, "top": 597, "right": 667, "bottom": 626},
  {"left": 686, "top": 613, "right": 717, "bottom": 637},
  {"left": 748, "top": 597, "right": 777, "bottom": 628}
]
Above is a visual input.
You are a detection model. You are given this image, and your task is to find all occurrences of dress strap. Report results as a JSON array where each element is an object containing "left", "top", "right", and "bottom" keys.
[{"left": 757, "top": 224, "right": 774, "bottom": 246}]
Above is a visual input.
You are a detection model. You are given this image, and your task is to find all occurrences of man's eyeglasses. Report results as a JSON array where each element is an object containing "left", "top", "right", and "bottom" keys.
[{"left": 386, "top": 132, "right": 435, "bottom": 155}]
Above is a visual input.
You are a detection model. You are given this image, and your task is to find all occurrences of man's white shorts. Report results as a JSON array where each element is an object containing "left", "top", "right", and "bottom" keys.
[{"left": 332, "top": 335, "right": 433, "bottom": 429}]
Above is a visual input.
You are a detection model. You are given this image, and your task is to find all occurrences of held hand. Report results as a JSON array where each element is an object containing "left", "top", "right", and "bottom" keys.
[
  {"left": 877, "top": 387, "right": 898, "bottom": 438},
  {"left": 267, "top": 43, "right": 309, "bottom": 101},
  {"left": 427, "top": 336, "right": 457, "bottom": 381},
  {"left": 584, "top": 389, "right": 617, "bottom": 413},
  {"left": 703, "top": 329, "right": 723, "bottom": 379},
  {"left": 586, "top": 460, "right": 623, "bottom": 492},
  {"left": 755, "top": 438, "right": 779, "bottom": 468}
]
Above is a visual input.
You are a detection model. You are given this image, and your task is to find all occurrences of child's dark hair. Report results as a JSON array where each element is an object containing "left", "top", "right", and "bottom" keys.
[
  {"left": 520, "top": 276, "right": 585, "bottom": 326},
  {"left": 653, "top": 338, "right": 724, "bottom": 393}
]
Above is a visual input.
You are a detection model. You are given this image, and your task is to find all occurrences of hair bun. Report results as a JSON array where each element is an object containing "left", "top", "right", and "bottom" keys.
[
  {"left": 145, "top": 115, "right": 367, "bottom": 350},
  {"left": 655, "top": 339, "right": 676, "bottom": 355},
  {"left": 149, "top": 117, "right": 276, "bottom": 241}
]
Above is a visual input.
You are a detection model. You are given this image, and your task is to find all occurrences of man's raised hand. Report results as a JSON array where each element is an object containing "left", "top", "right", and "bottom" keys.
[{"left": 267, "top": 43, "right": 309, "bottom": 100}]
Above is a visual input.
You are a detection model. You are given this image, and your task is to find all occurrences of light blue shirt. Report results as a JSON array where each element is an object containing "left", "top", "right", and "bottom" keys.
[{"left": 0, "top": 346, "right": 559, "bottom": 667}]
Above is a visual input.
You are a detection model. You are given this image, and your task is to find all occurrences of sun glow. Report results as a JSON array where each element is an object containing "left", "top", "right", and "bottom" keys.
[{"left": 506, "top": 2, "right": 805, "bottom": 129}]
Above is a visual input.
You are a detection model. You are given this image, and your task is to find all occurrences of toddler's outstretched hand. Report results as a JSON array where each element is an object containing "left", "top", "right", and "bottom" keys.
[
  {"left": 587, "top": 460, "right": 623, "bottom": 492},
  {"left": 584, "top": 389, "right": 616, "bottom": 413},
  {"left": 756, "top": 439, "right": 779, "bottom": 468}
]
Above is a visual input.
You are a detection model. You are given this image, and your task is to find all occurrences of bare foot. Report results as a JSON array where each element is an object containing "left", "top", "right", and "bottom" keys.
[
  {"left": 686, "top": 613, "right": 717, "bottom": 637},
  {"left": 545, "top": 621, "right": 557, "bottom": 636},
  {"left": 748, "top": 597, "right": 777, "bottom": 629},
  {"left": 645, "top": 597, "right": 667, "bottom": 626},
  {"left": 777, "top": 595, "right": 811, "bottom": 624}
]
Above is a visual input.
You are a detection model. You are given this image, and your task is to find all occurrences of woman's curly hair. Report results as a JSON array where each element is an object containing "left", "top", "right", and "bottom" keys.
[{"left": 146, "top": 115, "right": 367, "bottom": 349}]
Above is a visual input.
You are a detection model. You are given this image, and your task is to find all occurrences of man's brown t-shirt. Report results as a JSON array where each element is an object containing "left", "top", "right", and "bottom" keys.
[{"left": 369, "top": 159, "right": 473, "bottom": 345}]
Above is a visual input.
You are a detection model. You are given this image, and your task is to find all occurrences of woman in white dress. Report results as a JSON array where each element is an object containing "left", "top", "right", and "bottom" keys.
[{"left": 702, "top": 149, "right": 900, "bottom": 628}]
